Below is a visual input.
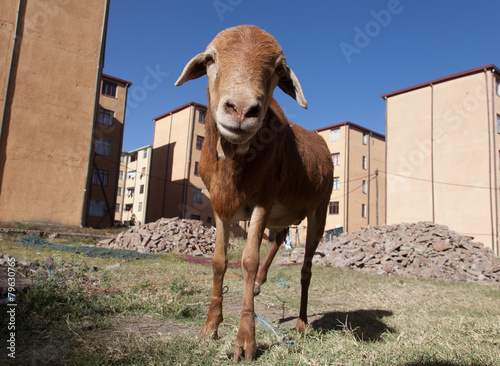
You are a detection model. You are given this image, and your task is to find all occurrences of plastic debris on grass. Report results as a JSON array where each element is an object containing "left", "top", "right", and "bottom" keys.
[{"left": 17, "top": 235, "right": 160, "bottom": 260}]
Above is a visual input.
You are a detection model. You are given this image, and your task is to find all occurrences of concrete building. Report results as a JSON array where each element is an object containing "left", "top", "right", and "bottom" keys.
[
  {"left": 315, "top": 122, "right": 386, "bottom": 238},
  {"left": 147, "top": 102, "right": 214, "bottom": 226},
  {"left": 0, "top": 0, "right": 130, "bottom": 228},
  {"left": 86, "top": 74, "right": 132, "bottom": 228},
  {"left": 382, "top": 64, "right": 500, "bottom": 254},
  {"left": 115, "top": 145, "right": 152, "bottom": 225}
]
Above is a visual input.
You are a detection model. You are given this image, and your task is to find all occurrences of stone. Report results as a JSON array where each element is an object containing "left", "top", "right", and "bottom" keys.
[
  {"left": 98, "top": 238, "right": 115, "bottom": 246},
  {"left": 44, "top": 257, "right": 55, "bottom": 269},
  {"left": 312, "top": 222, "right": 500, "bottom": 283},
  {"left": 432, "top": 239, "right": 453, "bottom": 252}
]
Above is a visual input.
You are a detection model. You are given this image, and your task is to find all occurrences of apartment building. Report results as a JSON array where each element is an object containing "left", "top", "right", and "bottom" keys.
[
  {"left": 86, "top": 75, "right": 132, "bottom": 228},
  {"left": 147, "top": 102, "right": 214, "bottom": 226},
  {"left": 0, "top": 0, "right": 116, "bottom": 227},
  {"left": 382, "top": 64, "right": 500, "bottom": 254},
  {"left": 315, "top": 122, "right": 386, "bottom": 236},
  {"left": 115, "top": 146, "right": 152, "bottom": 225}
]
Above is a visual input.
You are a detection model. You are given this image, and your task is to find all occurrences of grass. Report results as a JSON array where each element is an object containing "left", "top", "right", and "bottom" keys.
[
  {"left": 1, "top": 233, "right": 499, "bottom": 365},
  {"left": 0, "top": 220, "right": 127, "bottom": 236}
]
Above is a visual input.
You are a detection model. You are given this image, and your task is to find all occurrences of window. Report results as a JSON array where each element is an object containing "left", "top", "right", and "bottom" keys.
[
  {"left": 496, "top": 78, "right": 500, "bottom": 96},
  {"left": 333, "top": 177, "right": 340, "bottom": 190},
  {"left": 126, "top": 187, "right": 135, "bottom": 197},
  {"left": 119, "top": 171, "right": 124, "bottom": 180},
  {"left": 143, "top": 149, "right": 148, "bottom": 159},
  {"left": 330, "top": 128, "right": 341, "bottom": 141},
  {"left": 198, "top": 110, "right": 206, "bottom": 124},
  {"left": 98, "top": 107, "right": 114, "bottom": 126},
  {"left": 115, "top": 204, "right": 121, "bottom": 212},
  {"left": 125, "top": 204, "right": 133, "bottom": 212},
  {"left": 363, "top": 132, "right": 368, "bottom": 145},
  {"left": 362, "top": 156, "right": 367, "bottom": 170},
  {"left": 92, "top": 168, "right": 109, "bottom": 186},
  {"left": 89, "top": 199, "right": 106, "bottom": 217},
  {"left": 497, "top": 114, "right": 500, "bottom": 133},
  {"left": 102, "top": 80, "right": 117, "bottom": 97},
  {"left": 140, "top": 167, "right": 146, "bottom": 178},
  {"left": 362, "top": 204, "right": 367, "bottom": 218},
  {"left": 328, "top": 201, "right": 339, "bottom": 215},
  {"left": 332, "top": 153, "right": 340, "bottom": 166},
  {"left": 95, "top": 139, "right": 111, "bottom": 156},
  {"left": 127, "top": 170, "right": 136, "bottom": 179},
  {"left": 191, "top": 215, "right": 201, "bottom": 220},
  {"left": 117, "top": 187, "right": 122, "bottom": 196},
  {"left": 140, "top": 185, "right": 144, "bottom": 194},
  {"left": 194, "top": 162, "right": 200, "bottom": 176},
  {"left": 362, "top": 180, "right": 367, "bottom": 194},
  {"left": 193, "top": 188, "right": 203, "bottom": 203},
  {"left": 196, "top": 136, "right": 205, "bottom": 150},
  {"left": 129, "top": 153, "right": 137, "bottom": 163},
  {"left": 120, "top": 155, "right": 126, "bottom": 163},
  {"left": 138, "top": 202, "right": 143, "bottom": 212}
]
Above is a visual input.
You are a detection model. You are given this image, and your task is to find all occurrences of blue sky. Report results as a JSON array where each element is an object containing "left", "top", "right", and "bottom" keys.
[{"left": 103, "top": 0, "right": 500, "bottom": 151}]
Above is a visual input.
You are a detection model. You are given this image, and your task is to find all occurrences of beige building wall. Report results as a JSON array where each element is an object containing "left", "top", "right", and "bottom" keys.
[
  {"left": 317, "top": 126, "right": 347, "bottom": 234},
  {"left": 86, "top": 75, "right": 131, "bottom": 228},
  {"left": 316, "top": 122, "right": 386, "bottom": 237},
  {"left": 385, "top": 88, "right": 434, "bottom": 223},
  {"left": 147, "top": 102, "right": 214, "bottom": 226},
  {"left": 116, "top": 146, "right": 152, "bottom": 225},
  {"left": 0, "top": 0, "right": 109, "bottom": 226},
  {"left": 384, "top": 65, "right": 500, "bottom": 254}
]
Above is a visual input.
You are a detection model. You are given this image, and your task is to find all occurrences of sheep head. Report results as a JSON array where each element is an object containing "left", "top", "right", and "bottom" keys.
[{"left": 175, "top": 25, "right": 307, "bottom": 155}]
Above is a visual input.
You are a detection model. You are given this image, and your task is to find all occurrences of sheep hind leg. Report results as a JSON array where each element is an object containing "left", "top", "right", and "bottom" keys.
[
  {"left": 296, "top": 205, "right": 327, "bottom": 333},
  {"left": 253, "top": 228, "right": 287, "bottom": 296}
]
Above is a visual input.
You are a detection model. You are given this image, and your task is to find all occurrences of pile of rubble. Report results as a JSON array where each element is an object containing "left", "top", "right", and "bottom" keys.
[
  {"left": 98, "top": 217, "right": 228, "bottom": 256},
  {"left": 289, "top": 222, "right": 500, "bottom": 283},
  {"left": 98, "top": 218, "right": 500, "bottom": 283}
]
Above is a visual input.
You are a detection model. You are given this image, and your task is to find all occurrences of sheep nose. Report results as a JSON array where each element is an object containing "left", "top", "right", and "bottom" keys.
[{"left": 224, "top": 100, "right": 261, "bottom": 123}]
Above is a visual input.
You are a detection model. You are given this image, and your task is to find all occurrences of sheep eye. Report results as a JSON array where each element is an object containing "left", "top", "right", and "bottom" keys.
[
  {"left": 275, "top": 65, "right": 286, "bottom": 77},
  {"left": 205, "top": 55, "right": 214, "bottom": 66}
]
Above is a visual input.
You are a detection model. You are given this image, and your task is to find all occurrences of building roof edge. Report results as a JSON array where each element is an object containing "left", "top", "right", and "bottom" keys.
[
  {"left": 102, "top": 73, "right": 133, "bottom": 86},
  {"left": 123, "top": 145, "right": 152, "bottom": 154},
  {"left": 381, "top": 64, "right": 500, "bottom": 99},
  {"left": 314, "top": 121, "right": 385, "bottom": 140},
  {"left": 152, "top": 101, "right": 207, "bottom": 121}
]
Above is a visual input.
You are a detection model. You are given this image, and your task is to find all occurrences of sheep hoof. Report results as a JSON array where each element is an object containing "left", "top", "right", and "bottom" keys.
[{"left": 253, "top": 281, "right": 261, "bottom": 296}]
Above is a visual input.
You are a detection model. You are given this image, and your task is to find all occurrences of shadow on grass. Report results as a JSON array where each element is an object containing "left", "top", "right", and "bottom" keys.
[{"left": 307, "top": 309, "right": 395, "bottom": 341}]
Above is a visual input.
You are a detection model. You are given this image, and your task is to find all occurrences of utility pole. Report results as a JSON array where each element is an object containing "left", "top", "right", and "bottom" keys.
[{"left": 375, "top": 169, "right": 379, "bottom": 226}]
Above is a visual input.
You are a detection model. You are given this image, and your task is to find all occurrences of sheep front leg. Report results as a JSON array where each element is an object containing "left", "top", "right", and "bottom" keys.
[
  {"left": 234, "top": 206, "right": 269, "bottom": 362},
  {"left": 201, "top": 216, "right": 230, "bottom": 339}
]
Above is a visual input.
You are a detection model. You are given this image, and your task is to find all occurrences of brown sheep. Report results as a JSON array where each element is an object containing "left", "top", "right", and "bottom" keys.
[{"left": 175, "top": 25, "right": 333, "bottom": 362}]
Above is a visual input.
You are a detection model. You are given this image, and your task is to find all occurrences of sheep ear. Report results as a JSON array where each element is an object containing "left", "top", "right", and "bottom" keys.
[
  {"left": 175, "top": 52, "right": 207, "bottom": 86},
  {"left": 278, "top": 67, "right": 308, "bottom": 109}
]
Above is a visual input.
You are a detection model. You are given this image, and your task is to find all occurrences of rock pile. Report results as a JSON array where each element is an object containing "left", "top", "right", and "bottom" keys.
[
  {"left": 289, "top": 222, "right": 500, "bottom": 283},
  {"left": 98, "top": 219, "right": 500, "bottom": 283},
  {"left": 98, "top": 217, "right": 228, "bottom": 256}
]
